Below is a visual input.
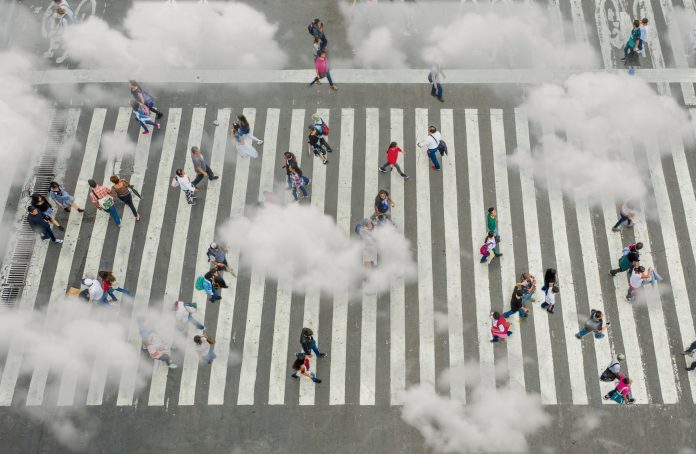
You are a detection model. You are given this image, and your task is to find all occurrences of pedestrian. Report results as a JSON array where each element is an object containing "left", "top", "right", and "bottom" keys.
[
  {"left": 417, "top": 125, "right": 443, "bottom": 171},
  {"left": 355, "top": 218, "right": 376, "bottom": 240},
  {"left": 207, "top": 242, "right": 236, "bottom": 276},
  {"left": 428, "top": 62, "right": 445, "bottom": 102},
  {"left": 609, "top": 245, "right": 640, "bottom": 277},
  {"left": 541, "top": 268, "right": 557, "bottom": 294},
  {"left": 290, "top": 352, "right": 322, "bottom": 383},
  {"left": 129, "top": 80, "right": 164, "bottom": 119},
  {"left": 26, "top": 206, "right": 63, "bottom": 244},
  {"left": 603, "top": 375, "right": 634, "bottom": 404},
  {"left": 309, "top": 50, "right": 337, "bottom": 91},
  {"left": 49, "top": 182, "right": 83, "bottom": 213},
  {"left": 622, "top": 242, "right": 643, "bottom": 256},
  {"left": 141, "top": 330, "right": 177, "bottom": 369},
  {"left": 502, "top": 288, "right": 528, "bottom": 319},
  {"left": 307, "top": 127, "right": 329, "bottom": 165},
  {"left": 97, "top": 271, "right": 130, "bottom": 303},
  {"left": 576, "top": 309, "right": 609, "bottom": 340},
  {"left": 310, "top": 114, "right": 333, "bottom": 152},
  {"left": 31, "top": 193, "right": 64, "bottom": 230},
  {"left": 378, "top": 142, "right": 409, "bottom": 178},
  {"left": 190, "top": 146, "right": 219, "bottom": 187},
  {"left": 479, "top": 231, "right": 503, "bottom": 264},
  {"left": 288, "top": 165, "right": 311, "bottom": 202},
  {"left": 88, "top": 178, "right": 121, "bottom": 226},
  {"left": 540, "top": 286, "right": 560, "bottom": 314},
  {"left": 516, "top": 273, "right": 537, "bottom": 303},
  {"left": 171, "top": 169, "right": 199, "bottom": 206},
  {"left": 109, "top": 176, "right": 140, "bottom": 221},
  {"left": 486, "top": 207, "right": 499, "bottom": 240},
  {"left": 600, "top": 353, "right": 626, "bottom": 382},
  {"left": 173, "top": 300, "right": 205, "bottom": 332},
  {"left": 612, "top": 200, "right": 638, "bottom": 231},
  {"left": 626, "top": 265, "right": 663, "bottom": 302},
  {"left": 638, "top": 18, "right": 649, "bottom": 55},
  {"left": 199, "top": 268, "right": 222, "bottom": 303},
  {"left": 682, "top": 340, "right": 696, "bottom": 371},
  {"left": 130, "top": 100, "right": 160, "bottom": 135},
  {"left": 193, "top": 334, "right": 216, "bottom": 365},
  {"left": 372, "top": 189, "right": 395, "bottom": 222},
  {"left": 308, "top": 18, "right": 327, "bottom": 52},
  {"left": 282, "top": 151, "right": 299, "bottom": 189},
  {"left": 231, "top": 115, "right": 261, "bottom": 159},
  {"left": 299, "top": 327, "right": 327, "bottom": 358},
  {"left": 44, "top": 5, "right": 75, "bottom": 64},
  {"left": 490, "top": 311, "right": 512, "bottom": 343},
  {"left": 80, "top": 278, "right": 105, "bottom": 304},
  {"left": 621, "top": 19, "right": 642, "bottom": 61}
]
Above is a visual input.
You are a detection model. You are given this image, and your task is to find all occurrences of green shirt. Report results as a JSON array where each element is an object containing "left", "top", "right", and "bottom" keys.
[{"left": 487, "top": 213, "right": 497, "bottom": 232}]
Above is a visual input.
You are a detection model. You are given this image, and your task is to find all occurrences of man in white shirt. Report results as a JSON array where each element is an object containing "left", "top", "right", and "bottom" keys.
[
  {"left": 429, "top": 63, "right": 445, "bottom": 102},
  {"left": 417, "top": 125, "right": 442, "bottom": 171},
  {"left": 540, "top": 286, "right": 559, "bottom": 314},
  {"left": 81, "top": 278, "right": 104, "bottom": 303},
  {"left": 638, "top": 18, "right": 649, "bottom": 56},
  {"left": 171, "top": 168, "right": 199, "bottom": 205}
]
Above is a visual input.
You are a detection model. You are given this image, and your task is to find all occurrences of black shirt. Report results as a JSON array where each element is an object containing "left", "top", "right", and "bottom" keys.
[
  {"left": 32, "top": 196, "right": 51, "bottom": 213},
  {"left": 375, "top": 194, "right": 390, "bottom": 213},
  {"left": 27, "top": 212, "right": 48, "bottom": 232},
  {"left": 626, "top": 251, "right": 640, "bottom": 263},
  {"left": 510, "top": 292, "right": 523, "bottom": 311}
]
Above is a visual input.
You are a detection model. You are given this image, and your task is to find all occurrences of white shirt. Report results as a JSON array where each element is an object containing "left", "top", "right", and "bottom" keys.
[
  {"left": 629, "top": 268, "right": 643, "bottom": 289},
  {"left": 174, "top": 300, "right": 192, "bottom": 323},
  {"left": 84, "top": 279, "right": 104, "bottom": 301},
  {"left": 172, "top": 174, "right": 195, "bottom": 192},
  {"left": 418, "top": 131, "right": 441, "bottom": 150},
  {"left": 485, "top": 235, "right": 496, "bottom": 253},
  {"left": 544, "top": 291, "right": 555, "bottom": 306},
  {"left": 195, "top": 339, "right": 211, "bottom": 358},
  {"left": 639, "top": 25, "right": 649, "bottom": 43}
]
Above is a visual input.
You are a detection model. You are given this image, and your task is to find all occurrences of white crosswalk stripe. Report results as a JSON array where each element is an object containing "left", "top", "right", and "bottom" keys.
[{"left": 4, "top": 104, "right": 696, "bottom": 408}]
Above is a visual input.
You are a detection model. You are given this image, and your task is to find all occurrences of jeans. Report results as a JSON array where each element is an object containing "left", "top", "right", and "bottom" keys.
[
  {"left": 146, "top": 103, "right": 163, "bottom": 117},
  {"left": 191, "top": 164, "right": 216, "bottom": 186},
  {"left": 106, "top": 205, "right": 121, "bottom": 225},
  {"left": 209, "top": 285, "right": 221, "bottom": 301},
  {"left": 577, "top": 327, "right": 604, "bottom": 339},
  {"left": 187, "top": 314, "right": 205, "bottom": 330},
  {"left": 40, "top": 225, "right": 57, "bottom": 242},
  {"left": 102, "top": 287, "right": 130, "bottom": 302},
  {"left": 293, "top": 185, "right": 308, "bottom": 201},
  {"left": 312, "top": 71, "right": 334, "bottom": 86},
  {"left": 118, "top": 193, "right": 138, "bottom": 217},
  {"left": 427, "top": 148, "right": 441, "bottom": 169},
  {"left": 431, "top": 82, "right": 443, "bottom": 98},
  {"left": 201, "top": 348, "right": 216, "bottom": 364},
  {"left": 137, "top": 118, "right": 156, "bottom": 133},
  {"left": 480, "top": 247, "right": 499, "bottom": 263},
  {"left": 612, "top": 214, "right": 633, "bottom": 229},
  {"left": 380, "top": 161, "right": 407, "bottom": 176},
  {"left": 287, "top": 175, "right": 310, "bottom": 189},
  {"left": 303, "top": 339, "right": 322, "bottom": 356},
  {"left": 503, "top": 308, "right": 526, "bottom": 319}
]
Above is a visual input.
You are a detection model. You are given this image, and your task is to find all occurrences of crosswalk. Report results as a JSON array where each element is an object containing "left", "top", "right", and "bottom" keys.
[{"left": 2, "top": 103, "right": 696, "bottom": 408}]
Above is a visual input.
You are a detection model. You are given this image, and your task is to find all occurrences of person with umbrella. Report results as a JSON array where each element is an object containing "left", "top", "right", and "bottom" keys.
[{"left": 110, "top": 175, "right": 141, "bottom": 221}]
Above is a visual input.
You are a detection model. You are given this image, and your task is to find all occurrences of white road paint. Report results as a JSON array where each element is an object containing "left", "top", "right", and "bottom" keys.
[
  {"left": 658, "top": 0, "right": 696, "bottom": 104},
  {"left": 569, "top": 0, "right": 589, "bottom": 43}
]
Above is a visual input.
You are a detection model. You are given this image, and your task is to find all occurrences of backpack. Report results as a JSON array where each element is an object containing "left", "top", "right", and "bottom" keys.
[
  {"left": 308, "top": 23, "right": 317, "bottom": 36},
  {"left": 321, "top": 121, "right": 330, "bottom": 136},
  {"left": 479, "top": 244, "right": 489, "bottom": 256},
  {"left": 438, "top": 139, "right": 448, "bottom": 156},
  {"left": 427, "top": 72, "right": 433, "bottom": 83},
  {"left": 195, "top": 276, "right": 206, "bottom": 291}
]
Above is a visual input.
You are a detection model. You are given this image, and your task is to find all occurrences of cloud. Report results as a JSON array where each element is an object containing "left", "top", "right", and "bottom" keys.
[
  {"left": 62, "top": 2, "right": 287, "bottom": 72},
  {"left": 217, "top": 203, "right": 417, "bottom": 296},
  {"left": 99, "top": 131, "right": 137, "bottom": 165},
  {"left": 342, "top": 2, "right": 599, "bottom": 69},
  {"left": 401, "top": 366, "right": 550, "bottom": 453}
]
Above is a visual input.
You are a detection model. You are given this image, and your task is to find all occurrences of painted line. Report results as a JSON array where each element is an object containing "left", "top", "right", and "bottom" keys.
[
  {"left": 24, "top": 68, "right": 696, "bottom": 85},
  {"left": 569, "top": 0, "right": 588, "bottom": 43},
  {"left": 208, "top": 108, "right": 252, "bottom": 405},
  {"left": 414, "top": 109, "right": 435, "bottom": 387},
  {"left": 490, "top": 109, "right": 524, "bottom": 394},
  {"left": 329, "top": 108, "right": 354, "bottom": 405},
  {"left": 465, "top": 109, "right": 495, "bottom": 385},
  {"left": 659, "top": 0, "right": 696, "bottom": 104},
  {"left": 299, "top": 108, "right": 329, "bottom": 405},
  {"left": 514, "top": 108, "right": 557, "bottom": 404},
  {"left": 25, "top": 108, "right": 105, "bottom": 407},
  {"left": 439, "top": 109, "right": 466, "bottom": 401},
  {"left": 638, "top": 0, "right": 670, "bottom": 96},
  {"left": 86, "top": 108, "right": 151, "bottom": 405},
  {"left": 389, "top": 108, "right": 406, "bottom": 405},
  {"left": 116, "top": 109, "right": 182, "bottom": 406},
  {"left": 0, "top": 109, "right": 78, "bottom": 407},
  {"left": 539, "top": 124, "right": 588, "bottom": 405},
  {"left": 357, "top": 108, "right": 379, "bottom": 406},
  {"left": 267, "top": 109, "right": 305, "bottom": 405}
]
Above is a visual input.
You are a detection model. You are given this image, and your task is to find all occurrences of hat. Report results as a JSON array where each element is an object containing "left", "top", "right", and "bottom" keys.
[
  {"left": 617, "top": 353, "right": 626, "bottom": 361},
  {"left": 210, "top": 242, "right": 218, "bottom": 249},
  {"left": 311, "top": 113, "right": 321, "bottom": 121}
]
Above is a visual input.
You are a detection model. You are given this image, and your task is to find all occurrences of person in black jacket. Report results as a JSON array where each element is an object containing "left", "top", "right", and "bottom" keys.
[
  {"left": 299, "top": 327, "right": 327, "bottom": 358},
  {"left": 541, "top": 268, "right": 557, "bottom": 294},
  {"left": 27, "top": 206, "right": 63, "bottom": 244}
]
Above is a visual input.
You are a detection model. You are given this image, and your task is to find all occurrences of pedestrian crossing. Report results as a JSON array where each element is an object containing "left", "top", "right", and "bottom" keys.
[{"left": 3, "top": 104, "right": 696, "bottom": 408}]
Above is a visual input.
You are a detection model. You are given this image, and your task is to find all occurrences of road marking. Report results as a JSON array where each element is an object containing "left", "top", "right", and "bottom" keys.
[
  {"left": 569, "top": 0, "right": 589, "bottom": 43},
  {"left": 267, "top": 109, "right": 305, "bottom": 405},
  {"left": 514, "top": 108, "right": 557, "bottom": 404},
  {"left": 490, "top": 109, "right": 524, "bottom": 393},
  {"left": 329, "top": 108, "right": 354, "bottom": 405},
  {"left": 439, "top": 108, "right": 466, "bottom": 401},
  {"left": 389, "top": 108, "right": 406, "bottom": 404},
  {"left": 116, "top": 109, "right": 182, "bottom": 406},
  {"left": 658, "top": 0, "right": 696, "bottom": 104},
  {"left": 0, "top": 109, "right": 78, "bottom": 407},
  {"left": 414, "top": 108, "right": 435, "bottom": 387},
  {"left": 25, "top": 108, "right": 104, "bottom": 407}
]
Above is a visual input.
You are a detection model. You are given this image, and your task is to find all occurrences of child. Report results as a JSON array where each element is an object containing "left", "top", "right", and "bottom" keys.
[
  {"left": 540, "top": 286, "right": 560, "bottom": 314},
  {"left": 130, "top": 100, "right": 159, "bottom": 135},
  {"left": 490, "top": 311, "right": 512, "bottom": 343},
  {"left": 480, "top": 231, "right": 502, "bottom": 264}
]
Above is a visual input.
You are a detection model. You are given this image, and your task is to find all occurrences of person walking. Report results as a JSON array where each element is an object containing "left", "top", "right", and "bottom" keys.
[
  {"left": 129, "top": 80, "right": 164, "bottom": 119},
  {"left": 541, "top": 268, "right": 557, "bottom": 294},
  {"left": 282, "top": 152, "right": 300, "bottom": 189},
  {"left": 307, "top": 127, "right": 329, "bottom": 165},
  {"left": 502, "top": 288, "right": 528, "bottom": 319},
  {"left": 428, "top": 62, "right": 445, "bottom": 102},
  {"left": 626, "top": 265, "right": 663, "bottom": 301},
  {"left": 600, "top": 353, "right": 626, "bottom": 382},
  {"left": 378, "top": 142, "right": 408, "bottom": 178},
  {"left": 141, "top": 330, "right": 178, "bottom": 369},
  {"left": 638, "top": 18, "right": 649, "bottom": 55},
  {"left": 109, "top": 175, "right": 140, "bottom": 221},
  {"left": 203, "top": 268, "right": 222, "bottom": 303},
  {"left": 173, "top": 300, "right": 205, "bottom": 332},
  {"left": 231, "top": 115, "right": 261, "bottom": 158},
  {"left": 516, "top": 272, "right": 537, "bottom": 303},
  {"left": 480, "top": 231, "right": 502, "bottom": 264},
  {"left": 417, "top": 125, "right": 442, "bottom": 171},
  {"left": 309, "top": 50, "right": 337, "bottom": 91},
  {"left": 207, "top": 242, "right": 236, "bottom": 276},
  {"left": 308, "top": 18, "right": 327, "bottom": 51},
  {"left": 299, "top": 327, "right": 327, "bottom": 358},
  {"left": 88, "top": 179, "right": 120, "bottom": 226},
  {"left": 31, "top": 193, "right": 63, "bottom": 231},
  {"left": 310, "top": 114, "right": 333, "bottom": 152},
  {"left": 130, "top": 100, "right": 160, "bottom": 135},
  {"left": 98, "top": 270, "right": 131, "bottom": 303},
  {"left": 190, "top": 146, "right": 219, "bottom": 187},
  {"left": 80, "top": 278, "right": 105, "bottom": 304},
  {"left": 49, "top": 182, "right": 83, "bottom": 213},
  {"left": 171, "top": 169, "right": 199, "bottom": 206},
  {"left": 540, "top": 286, "right": 560, "bottom": 314},
  {"left": 604, "top": 375, "right": 634, "bottom": 404},
  {"left": 621, "top": 19, "right": 643, "bottom": 60},
  {"left": 373, "top": 189, "right": 395, "bottom": 221},
  {"left": 486, "top": 207, "right": 499, "bottom": 240},
  {"left": 576, "top": 309, "right": 609, "bottom": 339},
  {"left": 193, "top": 334, "right": 216, "bottom": 365},
  {"left": 26, "top": 206, "right": 63, "bottom": 244},
  {"left": 490, "top": 311, "right": 512, "bottom": 343},
  {"left": 609, "top": 246, "right": 640, "bottom": 277},
  {"left": 623, "top": 242, "right": 643, "bottom": 256},
  {"left": 290, "top": 352, "right": 322, "bottom": 383},
  {"left": 612, "top": 200, "right": 638, "bottom": 231},
  {"left": 288, "top": 165, "right": 311, "bottom": 202}
]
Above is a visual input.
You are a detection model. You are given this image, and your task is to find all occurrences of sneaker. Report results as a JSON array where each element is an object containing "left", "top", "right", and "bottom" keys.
[
  {"left": 575, "top": 333, "right": 582, "bottom": 339},
  {"left": 323, "top": 160, "right": 328, "bottom": 165},
  {"left": 156, "top": 113, "right": 163, "bottom": 119},
  {"left": 306, "top": 179, "right": 312, "bottom": 186},
  {"left": 313, "top": 378, "right": 322, "bottom": 383},
  {"left": 257, "top": 140, "right": 264, "bottom": 145},
  {"left": 402, "top": 174, "right": 410, "bottom": 179},
  {"left": 58, "top": 225, "right": 65, "bottom": 231},
  {"left": 331, "top": 85, "right": 338, "bottom": 91},
  {"left": 142, "top": 130, "right": 150, "bottom": 135},
  {"left": 609, "top": 271, "right": 617, "bottom": 277},
  {"left": 209, "top": 176, "right": 219, "bottom": 181},
  {"left": 291, "top": 374, "right": 299, "bottom": 379},
  {"left": 135, "top": 214, "right": 141, "bottom": 221},
  {"left": 54, "top": 239, "right": 64, "bottom": 244},
  {"left": 495, "top": 253, "right": 503, "bottom": 258},
  {"left": 431, "top": 165, "right": 440, "bottom": 171},
  {"left": 319, "top": 353, "right": 327, "bottom": 358},
  {"left": 168, "top": 364, "right": 178, "bottom": 369},
  {"left": 378, "top": 167, "right": 387, "bottom": 173},
  {"left": 64, "top": 208, "right": 71, "bottom": 213},
  {"left": 611, "top": 227, "right": 620, "bottom": 232},
  {"left": 78, "top": 208, "right": 84, "bottom": 213},
  {"left": 438, "top": 97, "right": 445, "bottom": 103}
]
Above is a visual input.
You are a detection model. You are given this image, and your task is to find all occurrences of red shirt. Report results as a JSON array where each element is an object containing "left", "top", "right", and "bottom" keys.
[{"left": 386, "top": 146, "right": 402, "bottom": 165}]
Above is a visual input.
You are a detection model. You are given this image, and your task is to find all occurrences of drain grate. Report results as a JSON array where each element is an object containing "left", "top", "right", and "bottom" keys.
[{"left": 0, "top": 111, "right": 69, "bottom": 308}]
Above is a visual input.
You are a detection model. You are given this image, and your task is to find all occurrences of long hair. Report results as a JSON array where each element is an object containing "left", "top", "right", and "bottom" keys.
[{"left": 238, "top": 115, "right": 250, "bottom": 130}]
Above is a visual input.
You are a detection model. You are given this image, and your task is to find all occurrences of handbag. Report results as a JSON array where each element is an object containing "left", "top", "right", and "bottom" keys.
[
  {"left": 206, "top": 336, "right": 216, "bottom": 345},
  {"left": 91, "top": 189, "right": 113, "bottom": 210},
  {"left": 129, "top": 184, "right": 142, "bottom": 199}
]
